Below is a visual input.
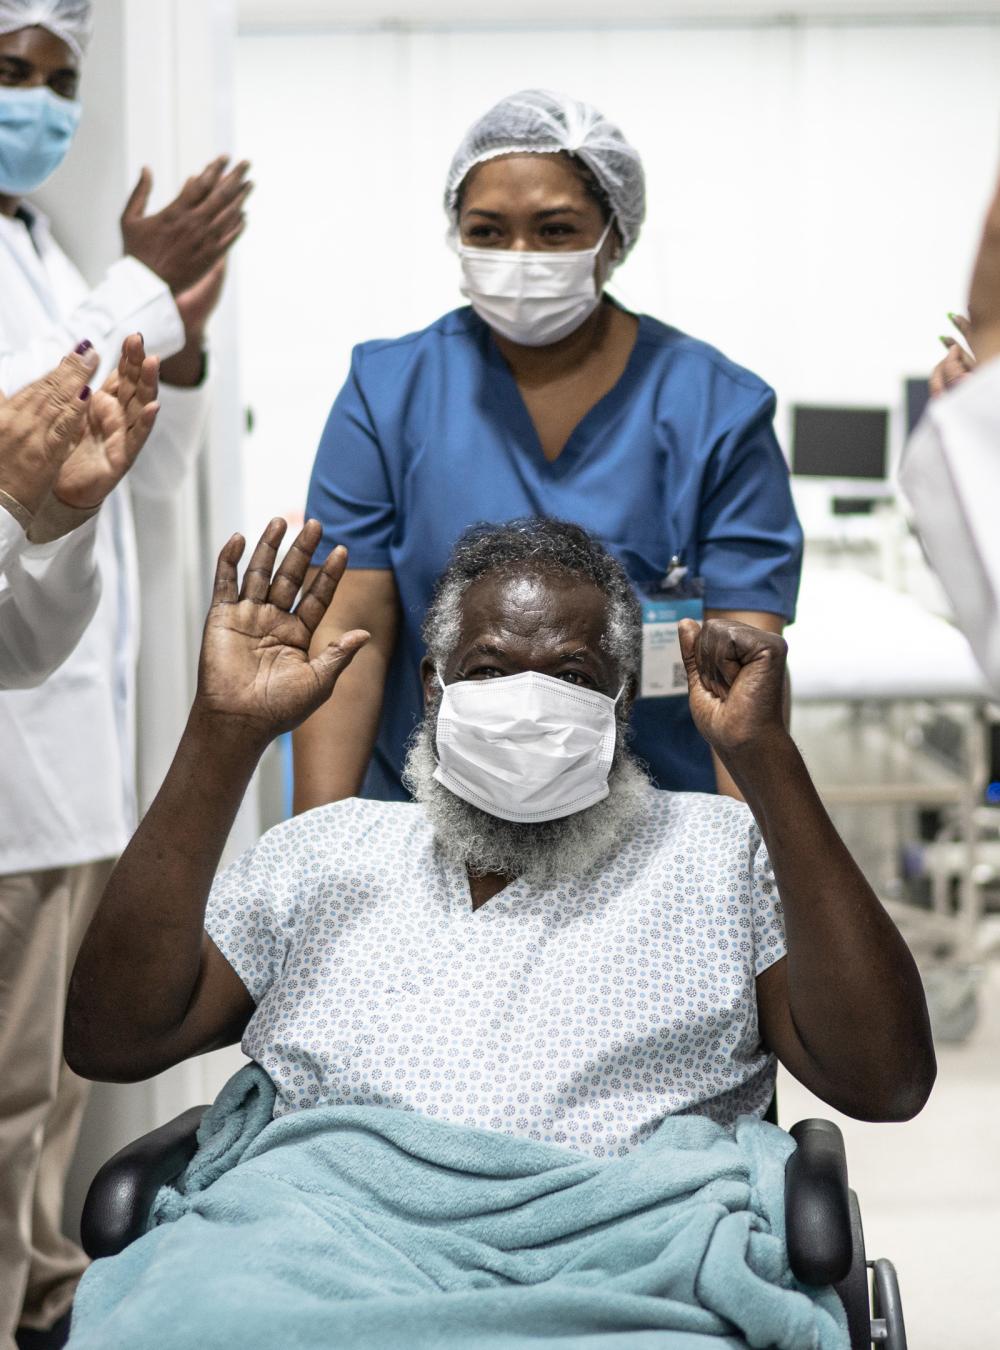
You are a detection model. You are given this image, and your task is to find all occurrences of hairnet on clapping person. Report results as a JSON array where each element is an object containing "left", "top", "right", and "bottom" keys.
[
  {"left": 0, "top": 0, "right": 93, "bottom": 62},
  {"left": 444, "top": 89, "right": 646, "bottom": 256}
]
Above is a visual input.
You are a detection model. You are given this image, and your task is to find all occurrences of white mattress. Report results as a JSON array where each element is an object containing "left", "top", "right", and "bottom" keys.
[{"left": 787, "top": 568, "right": 990, "bottom": 702}]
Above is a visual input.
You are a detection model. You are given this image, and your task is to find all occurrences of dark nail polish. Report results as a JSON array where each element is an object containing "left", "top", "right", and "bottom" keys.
[
  {"left": 79, "top": 385, "right": 91, "bottom": 401},
  {"left": 75, "top": 339, "right": 93, "bottom": 354}
]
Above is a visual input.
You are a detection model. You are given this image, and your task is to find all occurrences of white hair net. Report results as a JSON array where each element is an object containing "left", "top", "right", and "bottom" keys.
[
  {"left": 0, "top": 0, "right": 93, "bottom": 63},
  {"left": 444, "top": 89, "right": 645, "bottom": 256}
]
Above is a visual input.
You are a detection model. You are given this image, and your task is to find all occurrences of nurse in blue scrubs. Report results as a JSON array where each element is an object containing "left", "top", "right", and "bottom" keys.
[{"left": 294, "top": 89, "right": 803, "bottom": 808}]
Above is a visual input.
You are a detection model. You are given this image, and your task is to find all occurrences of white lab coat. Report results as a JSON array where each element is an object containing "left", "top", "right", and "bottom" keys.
[
  {"left": 0, "top": 205, "right": 208, "bottom": 873},
  {"left": 0, "top": 506, "right": 101, "bottom": 689},
  {"left": 900, "top": 356, "right": 1000, "bottom": 694}
]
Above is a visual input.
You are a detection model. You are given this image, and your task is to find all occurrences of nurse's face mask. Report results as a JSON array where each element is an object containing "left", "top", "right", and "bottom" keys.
[
  {"left": 458, "top": 218, "right": 614, "bottom": 348},
  {"left": 0, "top": 85, "right": 81, "bottom": 195},
  {"left": 433, "top": 668, "right": 623, "bottom": 823}
]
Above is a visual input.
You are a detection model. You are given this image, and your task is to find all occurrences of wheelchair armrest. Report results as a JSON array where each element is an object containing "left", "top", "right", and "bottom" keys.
[
  {"left": 80, "top": 1104, "right": 208, "bottom": 1260},
  {"left": 784, "top": 1118, "right": 854, "bottom": 1286}
]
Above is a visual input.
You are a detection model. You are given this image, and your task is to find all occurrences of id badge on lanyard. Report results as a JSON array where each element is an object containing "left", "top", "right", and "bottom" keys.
[{"left": 640, "top": 557, "right": 704, "bottom": 699}]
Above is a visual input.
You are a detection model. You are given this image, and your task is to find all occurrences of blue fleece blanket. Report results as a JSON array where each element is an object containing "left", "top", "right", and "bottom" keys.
[{"left": 68, "top": 1064, "right": 848, "bottom": 1349}]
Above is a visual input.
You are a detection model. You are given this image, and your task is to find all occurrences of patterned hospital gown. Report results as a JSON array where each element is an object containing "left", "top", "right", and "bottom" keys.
[{"left": 204, "top": 787, "right": 786, "bottom": 1159}]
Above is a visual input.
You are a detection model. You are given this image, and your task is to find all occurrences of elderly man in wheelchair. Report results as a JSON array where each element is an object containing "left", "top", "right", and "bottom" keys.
[{"left": 64, "top": 517, "right": 934, "bottom": 1350}]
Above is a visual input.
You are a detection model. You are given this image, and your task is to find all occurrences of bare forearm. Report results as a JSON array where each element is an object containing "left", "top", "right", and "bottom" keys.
[
  {"left": 292, "top": 649, "right": 388, "bottom": 809},
  {"left": 712, "top": 749, "right": 743, "bottom": 800},
  {"left": 292, "top": 567, "right": 399, "bottom": 812},
  {"left": 728, "top": 733, "right": 934, "bottom": 1115},
  {"left": 66, "top": 706, "right": 264, "bottom": 1063},
  {"left": 712, "top": 680, "right": 787, "bottom": 799}
]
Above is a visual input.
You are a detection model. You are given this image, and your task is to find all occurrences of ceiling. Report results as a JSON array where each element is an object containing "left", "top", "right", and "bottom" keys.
[{"left": 238, "top": 0, "right": 1000, "bottom": 29}]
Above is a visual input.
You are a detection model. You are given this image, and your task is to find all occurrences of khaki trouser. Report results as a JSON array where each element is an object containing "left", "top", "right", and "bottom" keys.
[{"left": 0, "top": 858, "right": 115, "bottom": 1347}]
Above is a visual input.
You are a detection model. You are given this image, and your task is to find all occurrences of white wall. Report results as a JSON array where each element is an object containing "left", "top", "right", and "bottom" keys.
[{"left": 235, "top": 18, "right": 1000, "bottom": 531}]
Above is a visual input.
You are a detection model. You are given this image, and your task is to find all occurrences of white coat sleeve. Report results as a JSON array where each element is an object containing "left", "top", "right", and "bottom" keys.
[
  {"left": 0, "top": 505, "right": 24, "bottom": 573},
  {"left": 0, "top": 244, "right": 211, "bottom": 502},
  {"left": 0, "top": 509, "right": 101, "bottom": 689},
  {"left": 0, "top": 257, "right": 187, "bottom": 395},
  {"left": 126, "top": 373, "right": 211, "bottom": 501},
  {"left": 899, "top": 357, "right": 1000, "bottom": 693}
]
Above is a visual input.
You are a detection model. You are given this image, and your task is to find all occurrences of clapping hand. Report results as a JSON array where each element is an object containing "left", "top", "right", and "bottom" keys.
[
  {"left": 0, "top": 345, "right": 100, "bottom": 518},
  {"left": 678, "top": 618, "right": 787, "bottom": 761},
  {"left": 50, "top": 334, "right": 160, "bottom": 511},
  {"left": 930, "top": 314, "right": 975, "bottom": 398},
  {"left": 120, "top": 156, "right": 251, "bottom": 296},
  {"left": 929, "top": 172, "right": 1000, "bottom": 396},
  {"left": 195, "top": 519, "right": 370, "bottom": 743},
  {"left": 175, "top": 259, "right": 227, "bottom": 340}
]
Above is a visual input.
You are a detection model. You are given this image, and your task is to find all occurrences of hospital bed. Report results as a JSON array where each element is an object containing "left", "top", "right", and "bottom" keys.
[{"left": 788, "top": 566, "right": 996, "bottom": 1031}]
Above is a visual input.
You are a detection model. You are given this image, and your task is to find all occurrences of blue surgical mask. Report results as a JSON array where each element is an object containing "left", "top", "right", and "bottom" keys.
[{"left": 0, "top": 86, "right": 81, "bottom": 195}]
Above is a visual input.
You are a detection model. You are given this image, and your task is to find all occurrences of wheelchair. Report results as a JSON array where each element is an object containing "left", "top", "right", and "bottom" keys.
[{"left": 79, "top": 1090, "right": 907, "bottom": 1350}]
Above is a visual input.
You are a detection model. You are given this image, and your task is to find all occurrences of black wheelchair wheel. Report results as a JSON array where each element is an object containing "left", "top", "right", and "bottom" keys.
[{"left": 871, "top": 1257, "right": 907, "bottom": 1349}]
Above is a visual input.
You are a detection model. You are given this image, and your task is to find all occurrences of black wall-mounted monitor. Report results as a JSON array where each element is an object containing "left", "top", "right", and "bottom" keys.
[{"left": 791, "top": 405, "right": 889, "bottom": 480}]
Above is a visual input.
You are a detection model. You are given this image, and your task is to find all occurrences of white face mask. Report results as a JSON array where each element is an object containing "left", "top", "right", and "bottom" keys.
[
  {"left": 433, "top": 669, "right": 622, "bottom": 823},
  {"left": 458, "top": 219, "right": 615, "bottom": 348}
]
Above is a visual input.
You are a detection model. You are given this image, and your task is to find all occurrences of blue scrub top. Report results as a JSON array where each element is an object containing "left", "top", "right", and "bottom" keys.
[{"left": 306, "top": 305, "right": 803, "bottom": 801}]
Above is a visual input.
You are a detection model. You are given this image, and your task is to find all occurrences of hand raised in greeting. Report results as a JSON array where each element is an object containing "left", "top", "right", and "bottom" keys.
[{"left": 196, "top": 518, "right": 369, "bottom": 743}]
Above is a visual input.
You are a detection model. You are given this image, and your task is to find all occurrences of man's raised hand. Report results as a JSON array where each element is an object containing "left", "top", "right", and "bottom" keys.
[
  {"left": 196, "top": 519, "right": 370, "bottom": 742},
  {"left": 678, "top": 617, "right": 787, "bottom": 762}
]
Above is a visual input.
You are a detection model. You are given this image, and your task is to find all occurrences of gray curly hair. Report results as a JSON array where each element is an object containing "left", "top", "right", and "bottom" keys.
[{"left": 422, "top": 518, "right": 642, "bottom": 681}]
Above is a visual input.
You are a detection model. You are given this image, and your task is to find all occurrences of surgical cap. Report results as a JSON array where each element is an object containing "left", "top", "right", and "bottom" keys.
[
  {"left": 0, "top": 0, "right": 93, "bottom": 63},
  {"left": 444, "top": 89, "right": 645, "bottom": 256}
]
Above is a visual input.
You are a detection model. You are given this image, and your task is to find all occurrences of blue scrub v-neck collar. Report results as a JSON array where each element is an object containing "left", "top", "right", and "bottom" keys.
[{"left": 478, "top": 306, "right": 652, "bottom": 480}]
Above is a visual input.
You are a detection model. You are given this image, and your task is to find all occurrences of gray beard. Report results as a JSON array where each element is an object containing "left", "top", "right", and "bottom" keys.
[{"left": 402, "top": 713, "right": 651, "bottom": 888}]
